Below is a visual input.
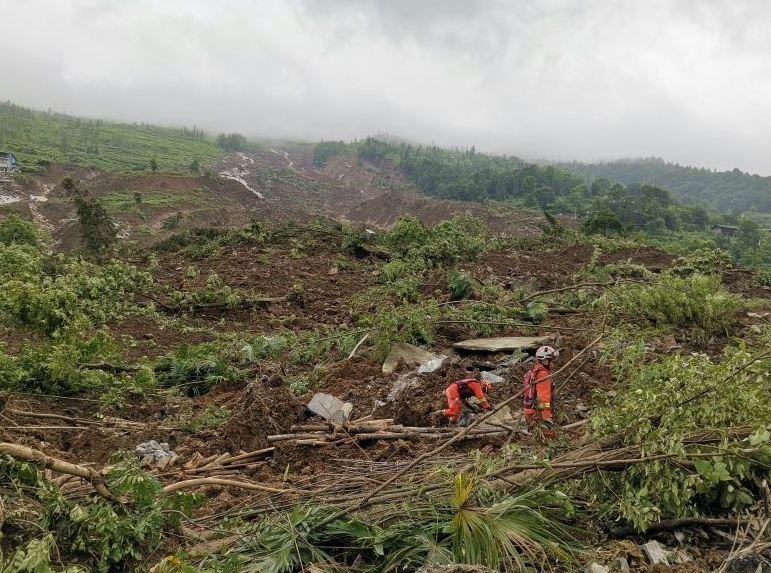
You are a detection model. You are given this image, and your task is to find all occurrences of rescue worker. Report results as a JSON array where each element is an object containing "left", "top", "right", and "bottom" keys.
[
  {"left": 431, "top": 375, "right": 493, "bottom": 426},
  {"left": 523, "top": 345, "right": 559, "bottom": 441}
]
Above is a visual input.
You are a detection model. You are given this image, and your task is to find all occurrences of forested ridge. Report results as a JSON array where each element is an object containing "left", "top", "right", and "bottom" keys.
[{"left": 553, "top": 157, "right": 771, "bottom": 216}]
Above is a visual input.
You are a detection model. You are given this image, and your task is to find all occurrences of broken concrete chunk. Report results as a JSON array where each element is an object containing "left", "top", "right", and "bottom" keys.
[
  {"left": 330, "top": 402, "right": 354, "bottom": 424},
  {"left": 307, "top": 392, "right": 348, "bottom": 420},
  {"left": 641, "top": 540, "right": 670, "bottom": 566},
  {"left": 382, "top": 343, "right": 445, "bottom": 374},
  {"left": 480, "top": 371, "right": 505, "bottom": 384},
  {"left": 417, "top": 357, "right": 445, "bottom": 373}
]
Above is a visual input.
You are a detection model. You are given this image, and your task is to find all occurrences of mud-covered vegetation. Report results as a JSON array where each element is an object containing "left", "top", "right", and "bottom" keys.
[{"left": 1, "top": 197, "right": 770, "bottom": 572}]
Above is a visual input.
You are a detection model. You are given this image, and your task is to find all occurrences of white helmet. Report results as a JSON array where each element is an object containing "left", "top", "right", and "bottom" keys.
[{"left": 536, "top": 345, "right": 559, "bottom": 360}]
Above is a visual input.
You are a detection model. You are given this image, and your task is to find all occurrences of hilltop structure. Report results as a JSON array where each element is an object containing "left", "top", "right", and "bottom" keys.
[{"left": 0, "top": 152, "right": 18, "bottom": 174}]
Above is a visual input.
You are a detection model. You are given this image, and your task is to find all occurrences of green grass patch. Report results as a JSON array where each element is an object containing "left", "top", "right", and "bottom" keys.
[{"left": 100, "top": 188, "right": 209, "bottom": 212}]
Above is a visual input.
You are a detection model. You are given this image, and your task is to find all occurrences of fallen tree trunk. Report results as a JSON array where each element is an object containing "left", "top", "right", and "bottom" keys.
[{"left": 0, "top": 441, "right": 117, "bottom": 501}]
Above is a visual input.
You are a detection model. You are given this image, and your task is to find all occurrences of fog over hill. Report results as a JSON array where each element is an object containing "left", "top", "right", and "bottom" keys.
[{"left": 1, "top": 1, "right": 771, "bottom": 175}]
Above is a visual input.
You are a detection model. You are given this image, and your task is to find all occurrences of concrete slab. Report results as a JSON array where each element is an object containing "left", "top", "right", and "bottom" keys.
[
  {"left": 307, "top": 392, "right": 351, "bottom": 420},
  {"left": 382, "top": 343, "right": 445, "bottom": 374},
  {"left": 453, "top": 336, "right": 549, "bottom": 352}
]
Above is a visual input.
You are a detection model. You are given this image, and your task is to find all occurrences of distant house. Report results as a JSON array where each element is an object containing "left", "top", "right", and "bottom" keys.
[
  {"left": 710, "top": 224, "right": 738, "bottom": 237},
  {"left": 0, "top": 152, "right": 18, "bottom": 174}
]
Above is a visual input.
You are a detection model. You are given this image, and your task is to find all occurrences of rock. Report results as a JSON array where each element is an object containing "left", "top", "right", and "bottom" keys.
[
  {"left": 641, "top": 540, "right": 670, "bottom": 566},
  {"left": 307, "top": 392, "right": 347, "bottom": 420},
  {"left": 136, "top": 439, "right": 177, "bottom": 468},
  {"left": 480, "top": 371, "right": 505, "bottom": 384},
  {"left": 613, "top": 557, "right": 630, "bottom": 572}
]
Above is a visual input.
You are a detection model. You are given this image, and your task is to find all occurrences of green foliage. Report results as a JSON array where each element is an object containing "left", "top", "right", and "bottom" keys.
[
  {"left": 376, "top": 214, "right": 492, "bottom": 302},
  {"left": 0, "top": 101, "right": 221, "bottom": 173},
  {"left": 340, "top": 224, "right": 373, "bottom": 255},
  {"left": 670, "top": 247, "right": 733, "bottom": 277},
  {"left": 0, "top": 243, "right": 152, "bottom": 336},
  {"left": 447, "top": 268, "right": 476, "bottom": 300},
  {"left": 582, "top": 342, "right": 771, "bottom": 531},
  {"left": 152, "top": 222, "right": 275, "bottom": 258},
  {"left": 202, "top": 475, "right": 580, "bottom": 573},
  {"left": 419, "top": 213, "right": 489, "bottom": 265},
  {"left": 582, "top": 210, "right": 624, "bottom": 236},
  {"left": 62, "top": 178, "right": 118, "bottom": 258},
  {"left": 597, "top": 273, "right": 740, "bottom": 333},
  {"left": 216, "top": 132, "right": 248, "bottom": 151},
  {"left": 360, "top": 301, "right": 438, "bottom": 361},
  {"left": 312, "top": 140, "right": 351, "bottom": 168},
  {"left": 559, "top": 156, "right": 771, "bottom": 215},
  {"left": 0, "top": 533, "right": 88, "bottom": 573},
  {"left": 169, "top": 272, "right": 245, "bottom": 309},
  {"left": 156, "top": 342, "right": 243, "bottom": 396},
  {"left": 752, "top": 268, "right": 771, "bottom": 287},
  {"left": 241, "top": 334, "right": 293, "bottom": 363},
  {"left": 0, "top": 331, "right": 131, "bottom": 396},
  {"left": 0, "top": 454, "right": 197, "bottom": 572},
  {"left": 176, "top": 403, "right": 231, "bottom": 432},
  {"left": 380, "top": 214, "right": 429, "bottom": 254},
  {"left": 0, "top": 215, "right": 40, "bottom": 247},
  {"left": 446, "top": 474, "right": 580, "bottom": 570}
]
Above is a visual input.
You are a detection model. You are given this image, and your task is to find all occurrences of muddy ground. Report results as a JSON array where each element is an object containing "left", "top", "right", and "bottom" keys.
[{"left": 2, "top": 151, "right": 771, "bottom": 571}]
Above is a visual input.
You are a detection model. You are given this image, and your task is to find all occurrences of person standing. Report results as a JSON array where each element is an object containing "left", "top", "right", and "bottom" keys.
[{"left": 523, "top": 345, "right": 559, "bottom": 441}]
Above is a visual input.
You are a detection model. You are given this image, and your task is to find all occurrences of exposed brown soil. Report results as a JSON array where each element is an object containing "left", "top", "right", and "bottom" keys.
[{"left": 1, "top": 149, "right": 770, "bottom": 571}]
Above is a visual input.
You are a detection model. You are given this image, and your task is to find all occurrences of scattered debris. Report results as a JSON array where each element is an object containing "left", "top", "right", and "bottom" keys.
[
  {"left": 307, "top": 392, "right": 354, "bottom": 423},
  {"left": 382, "top": 342, "right": 445, "bottom": 374},
  {"left": 136, "top": 440, "right": 177, "bottom": 469}
]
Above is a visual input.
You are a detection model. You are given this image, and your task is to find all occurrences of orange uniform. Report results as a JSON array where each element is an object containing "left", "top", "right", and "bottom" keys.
[
  {"left": 442, "top": 378, "right": 492, "bottom": 422},
  {"left": 523, "top": 362, "right": 554, "bottom": 439}
]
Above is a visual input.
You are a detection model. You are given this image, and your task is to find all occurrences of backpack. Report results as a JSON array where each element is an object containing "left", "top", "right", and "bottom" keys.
[{"left": 454, "top": 378, "right": 475, "bottom": 399}]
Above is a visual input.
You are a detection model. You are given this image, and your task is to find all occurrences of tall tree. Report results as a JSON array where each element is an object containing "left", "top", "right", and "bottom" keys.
[{"left": 62, "top": 178, "right": 117, "bottom": 258}]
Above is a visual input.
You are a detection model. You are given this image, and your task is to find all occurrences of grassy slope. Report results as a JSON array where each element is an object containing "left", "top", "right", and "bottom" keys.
[{"left": 0, "top": 101, "right": 224, "bottom": 173}]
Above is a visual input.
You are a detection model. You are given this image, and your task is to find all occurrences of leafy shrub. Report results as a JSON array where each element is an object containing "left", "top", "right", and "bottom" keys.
[
  {"left": 362, "top": 301, "right": 438, "bottom": 361},
  {"left": 341, "top": 224, "right": 372, "bottom": 255},
  {"left": 597, "top": 273, "right": 739, "bottom": 333},
  {"left": 0, "top": 244, "right": 152, "bottom": 336},
  {"left": 0, "top": 454, "right": 197, "bottom": 572},
  {"left": 156, "top": 342, "right": 243, "bottom": 396},
  {"left": 169, "top": 272, "right": 243, "bottom": 309},
  {"left": 670, "top": 247, "right": 733, "bottom": 277},
  {"left": 0, "top": 214, "right": 40, "bottom": 246},
  {"left": 582, "top": 343, "right": 771, "bottom": 531},
  {"left": 381, "top": 215, "right": 428, "bottom": 253},
  {"left": 0, "top": 331, "right": 128, "bottom": 396},
  {"left": 751, "top": 268, "right": 771, "bottom": 287},
  {"left": 447, "top": 268, "right": 476, "bottom": 300}
]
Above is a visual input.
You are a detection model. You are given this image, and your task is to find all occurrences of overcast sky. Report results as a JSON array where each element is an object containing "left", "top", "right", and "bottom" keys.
[{"left": 1, "top": 1, "right": 770, "bottom": 175}]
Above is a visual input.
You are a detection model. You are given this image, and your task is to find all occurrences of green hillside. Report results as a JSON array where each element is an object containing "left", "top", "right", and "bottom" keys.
[
  {"left": 555, "top": 157, "right": 771, "bottom": 215},
  {"left": 0, "top": 101, "right": 224, "bottom": 173}
]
